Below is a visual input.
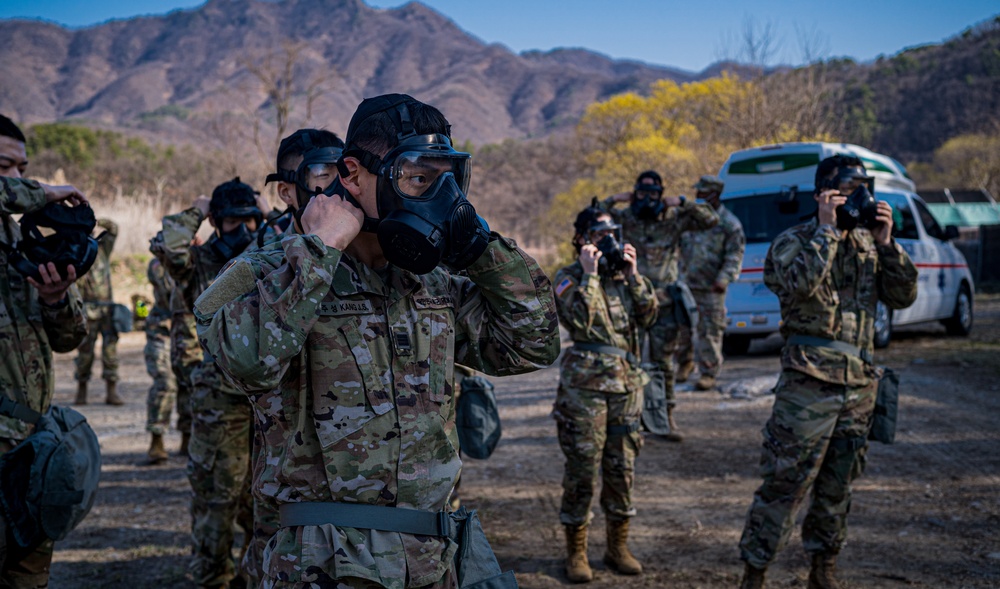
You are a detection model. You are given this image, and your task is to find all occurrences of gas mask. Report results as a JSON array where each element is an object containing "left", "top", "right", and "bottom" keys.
[
  {"left": 207, "top": 178, "right": 263, "bottom": 261},
  {"left": 2, "top": 203, "right": 100, "bottom": 281},
  {"left": 630, "top": 183, "right": 665, "bottom": 221},
  {"left": 334, "top": 99, "right": 490, "bottom": 275},
  {"left": 822, "top": 167, "right": 879, "bottom": 231},
  {"left": 588, "top": 220, "right": 629, "bottom": 276}
]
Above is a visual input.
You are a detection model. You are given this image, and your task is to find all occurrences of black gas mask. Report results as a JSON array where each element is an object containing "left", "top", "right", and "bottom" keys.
[
  {"left": 822, "top": 167, "right": 879, "bottom": 231},
  {"left": 334, "top": 98, "right": 490, "bottom": 274},
  {"left": 2, "top": 203, "right": 100, "bottom": 281},
  {"left": 588, "top": 220, "right": 629, "bottom": 276},
  {"left": 630, "top": 183, "right": 665, "bottom": 221},
  {"left": 208, "top": 178, "right": 263, "bottom": 261}
]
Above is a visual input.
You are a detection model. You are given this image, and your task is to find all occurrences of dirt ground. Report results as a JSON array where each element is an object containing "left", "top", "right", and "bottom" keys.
[{"left": 46, "top": 295, "right": 1000, "bottom": 588}]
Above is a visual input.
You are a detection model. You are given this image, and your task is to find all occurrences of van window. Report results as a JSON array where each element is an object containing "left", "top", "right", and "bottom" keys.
[
  {"left": 879, "top": 193, "right": 919, "bottom": 240},
  {"left": 725, "top": 192, "right": 818, "bottom": 243},
  {"left": 913, "top": 198, "right": 945, "bottom": 240}
]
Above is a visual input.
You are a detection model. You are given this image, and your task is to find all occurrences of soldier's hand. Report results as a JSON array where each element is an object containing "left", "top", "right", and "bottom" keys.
[
  {"left": 300, "top": 193, "right": 363, "bottom": 251},
  {"left": 579, "top": 244, "right": 602, "bottom": 275},
  {"left": 664, "top": 196, "right": 684, "bottom": 207},
  {"left": 43, "top": 183, "right": 87, "bottom": 206},
  {"left": 193, "top": 195, "right": 211, "bottom": 218},
  {"left": 871, "top": 200, "right": 894, "bottom": 246},
  {"left": 817, "top": 189, "right": 846, "bottom": 227},
  {"left": 623, "top": 243, "right": 638, "bottom": 277},
  {"left": 610, "top": 191, "right": 631, "bottom": 203},
  {"left": 29, "top": 263, "right": 77, "bottom": 307}
]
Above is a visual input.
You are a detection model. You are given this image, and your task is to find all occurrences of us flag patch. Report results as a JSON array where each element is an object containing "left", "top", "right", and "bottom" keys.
[{"left": 555, "top": 278, "right": 574, "bottom": 297}]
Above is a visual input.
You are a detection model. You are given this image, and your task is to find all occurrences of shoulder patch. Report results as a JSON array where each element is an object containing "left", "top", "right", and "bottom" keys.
[{"left": 555, "top": 277, "right": 575, "bottom": 298}]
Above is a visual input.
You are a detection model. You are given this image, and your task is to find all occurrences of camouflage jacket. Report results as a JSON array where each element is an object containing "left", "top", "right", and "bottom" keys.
[
  {"left": 765, "top": 219, "right": 918, "bottom": 386},
  {"left": 0, "top": 178, "right": 88, "bottom": 441},
  {"left": 604, "top": 198, "right": 719, "bottom": 298},
  {"left": 145, "top": 257, "right": 174, "bottom": 336},
  {"left": 554, "top": 262, "right": 658, "bottom": 393},
  {"left": 77, "top": 218, "right": 118, "bottom": 305},
  {"left": 154, "top": 207, "right": 239, "bottom": 394},
  {"left": 680, "top": 205, "right": 746, "bottom": 291},
  {"left": 193, "top": 231, "right": 559, "bottom": 588}
]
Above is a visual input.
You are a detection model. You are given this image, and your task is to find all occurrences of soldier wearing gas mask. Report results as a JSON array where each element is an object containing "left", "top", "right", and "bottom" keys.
[
  {"left": 0, "top": 114, "right": 90, "bottom": 588},
  {"left": 154, "top": 178, "right": 263, "bottom": 589},
  {"left": 737, "top": 155, "right": 917, "bottom": 589},
  {"left": 552, "top": 203, "right": 658, "bottom": 583},
  {"left": 194, "top": 94, "right": 559, "bottom": 588},
  {"left": 604, "top": 170, "right": 718, "bottom": 441}
]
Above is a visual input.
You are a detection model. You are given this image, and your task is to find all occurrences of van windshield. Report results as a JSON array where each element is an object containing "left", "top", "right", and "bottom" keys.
[{"left": 724, "top": 191, "right": 818, "bottom": 243}]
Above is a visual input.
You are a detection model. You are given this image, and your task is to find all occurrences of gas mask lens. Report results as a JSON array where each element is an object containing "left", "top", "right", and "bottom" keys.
[
  {"left": 295, "top": 147, "right": 343, "bottom": 194},
  {"left": 392, "top": 151, "right": 470, "bottom": 199}
]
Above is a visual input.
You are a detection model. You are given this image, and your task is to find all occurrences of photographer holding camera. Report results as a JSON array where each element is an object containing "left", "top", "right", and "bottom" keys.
[
  {"left": 552, "top": 202, "right": 658, "bottom": 583},
  {"left": 737, "top": 155, "right": 918, "bottom": 589}
]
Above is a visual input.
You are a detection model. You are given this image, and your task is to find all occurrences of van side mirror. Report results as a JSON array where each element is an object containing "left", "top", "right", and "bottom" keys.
[{"left": 943, "top": 225, "right": 960, "bottom": 241}]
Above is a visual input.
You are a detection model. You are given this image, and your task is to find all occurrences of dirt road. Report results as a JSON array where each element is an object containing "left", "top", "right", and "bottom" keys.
[{"left": 46, "top": 296, "right": 1000, "bottom": 588}]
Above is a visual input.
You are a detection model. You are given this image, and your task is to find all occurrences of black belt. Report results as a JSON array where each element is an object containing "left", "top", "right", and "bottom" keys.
[
  {"left": 572, "top": 342, "right": 638, "bottom": 366},
  {"left": 278, "top": 502, "right": 451, "bottom": 537},
  {"left": 787, "top": 335, "right": 872, "bottom": 364}
]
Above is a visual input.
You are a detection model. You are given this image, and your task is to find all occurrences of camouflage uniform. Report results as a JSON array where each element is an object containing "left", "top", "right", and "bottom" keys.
[
  {"left": 604, "top": 199, "right": 718, "bottom": 406},
  {"left": 144, "top": 257, "right": 179, "bottom": 435},
  {"left": 74, "top": 218, "right": 119, "bottom": 385},
  {"left": 677, "top": 204, "right": 745, "bottom": 378},
  {"left": 739, "top": 219, "right": 917, "bottom": 569},
  {"left": 552, "top": 262, "right": 658, "bottom": 525},
  {"left": 194, "top": 229, "right": 559, "bottom": 589},
  {"left": 0, "top": 177, "right": 89, "bottom": 587},
  {"left": 156, "top": 208, "right": 254, "bottom": 589}
]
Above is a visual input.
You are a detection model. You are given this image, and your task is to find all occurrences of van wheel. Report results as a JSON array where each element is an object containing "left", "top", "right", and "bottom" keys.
[
  {"left": 943, "top": 283, "right": 973, "bottom": 336},
  {"left": 723, "top": 335, "right": 752, "bottom": 356},
  {"left": 873, "top": 302, "right": 892, "bottom": 349}
]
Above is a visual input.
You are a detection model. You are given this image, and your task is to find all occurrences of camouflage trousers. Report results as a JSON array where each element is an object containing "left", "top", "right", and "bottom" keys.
[
  {"left": 74, "top": 307, "right": 119, "bottom": 383},
  {"left": 643, "top": 302, "right": 679, "bottom": 408},
  {"left": 261, "top": 566, "right": 457, "bottom": 589},
  {"left": 187, "top": 379, "right": 253, "bottom": 588},
  {"left": 171, "top": 312, "right": 201, "bottom": 434},
  {"left": 243, "top": 419, "right": 278, "bottom": 588},
  {"left": 553, "top": 385, "right": 644, "bottom": 526},
  {"left": 739, "top": 369, "right": 876, "bottom": 569},
  {"left": 0, "top": 438, "right": 55, "bottom": 589},
  {"left": 676, "top": 289, "right": 727, "bottom": 378},
  {"left": 144, "top": 317, "right": 184, "bottom": 435}
]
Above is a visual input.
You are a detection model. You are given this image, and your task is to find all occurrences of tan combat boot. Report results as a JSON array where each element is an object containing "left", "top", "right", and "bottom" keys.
[
  {"left": 676, "top": 360, "right": 695, "bottom": 382},
  {"left": 739, "top": 562, "right": 766, "bottom": 589},
  {"left": 695, "top": 374, "right": 717, "bottom": 391},
  {"left": 659, "top": 407, "right": 684, "bottom": 442},
  {"left": 807, "top": 552, "right": 841, "bottom": 589},
  {"left": 564, "top": 525, "right": 593, "bottom": 583},
  {"left": 74, "top": 381, "right": 88, "bottom": 405},
  {"left": 140, "top": 433, "right": 169, "bottom": 466},
  {"left": 603, "top": 518, "right": 642, "bottom": 575},
  {"left": 105, "top": 381, "right": 125, "bottom": 406},
  {"left": 179, "top": 431, "right": 191, "bottom": 457}
]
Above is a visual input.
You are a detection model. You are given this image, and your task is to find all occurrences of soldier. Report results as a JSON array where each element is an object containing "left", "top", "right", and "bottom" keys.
[
  {"left": 140, "top": 256, "right": 179, "bottom": 465},
  {"left": 0, "top": 114, "right": 90, "bottom": 588},
  {"left": 156, "top": 179, "right": 263, "bottom": 589},
  {"left": 73, "top": 217, "right": 124, "bottom": 405},
  {"left": 553, "top": 204, "right": 658, "bottom": 582},
  {"left": 604, "top": 170, "right": 718, "bottom": 441},
  {"left": 166, "top": 243, "right": 201, "bottom": 458},
  {"left": 676, "top": 175, "right": 745, "bottom": 390},
  {"left": 738, "top": 155, "right": 918, "bottom": 589},
  {"left": 194, "top": 94, "right": 560, "bottom": 588}
]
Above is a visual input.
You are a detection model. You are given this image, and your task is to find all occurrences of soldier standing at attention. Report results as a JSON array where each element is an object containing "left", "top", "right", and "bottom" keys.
[
  {"left": 604, "top": 170, "right": 718, "bottom": 441},
  {"left": 195, "top": 94, "right": 559, "bottom": 588},
  {"left": 676, "top": 175, "right": 745, "bottom": 390},
  {"left": 0, "top": 113, "right": 90, "bottom": 588},
  {"left": 738, "top": 155, "right": 918, "bottom": 589},
  {"left": 140, "top": 255, "right": 179, "bottom": 465},
  {"left": 553, "top": 205, "right": 658, "bottom": 583},
  {"left": 73, "top": 217, "right": 124, "bottom": 405},
  {"left": 156, "top": 179, "right": 264, "bottom": 589}
]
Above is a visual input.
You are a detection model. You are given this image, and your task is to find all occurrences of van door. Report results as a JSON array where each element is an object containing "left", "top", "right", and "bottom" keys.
[
  {"left": 881, "top": 193, "right": 933, "bottom": 324},
  {"left": 912, "top": 198, "right": 959, "bottom": 318}
]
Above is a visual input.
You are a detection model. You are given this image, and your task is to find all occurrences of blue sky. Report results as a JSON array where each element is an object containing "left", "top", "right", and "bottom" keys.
[{"left": 1, "top": 0, "right": 997, "bottom": 72}]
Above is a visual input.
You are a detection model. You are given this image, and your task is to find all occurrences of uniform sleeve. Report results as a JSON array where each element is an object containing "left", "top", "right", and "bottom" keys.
[
  {"left": 628, "top": 274, "right": 659, "bottom": 328},
  {"left": 160, "top": 207, "right": 203, "bottom": 283},
  {"left": 41, "top": 285, "right": 88, "bottom": 353},
  {"left": 717, "top": 220, "right": 746, "bottom": 287},
  {"left": 451, "top": 235, "right": 560, "bottom": 376},
  {"left": 0, "top": 177, "right": 47, "bottom": 214},
  {"left": 554, "top": 270, "right": 604, "bottom": 336},
  {"left": 876, "top": 239, "right": 919, "bottom": 310},
  {"left": 96, "top": 218, "right": 119, "bottom": 256},
  {"left": 194, "top": 234, "right": 341, "bottom": 393},
  {"left": 679, "top": 200, "right": 719, "bottom": 232},
  {"left": 765, "top": 224, "right": 841, "bottom": 299}
]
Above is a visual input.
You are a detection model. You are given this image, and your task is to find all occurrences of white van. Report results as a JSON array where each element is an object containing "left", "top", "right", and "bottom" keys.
[{"left": 717, "top": 142, "right": 974, "bottom": 354}]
